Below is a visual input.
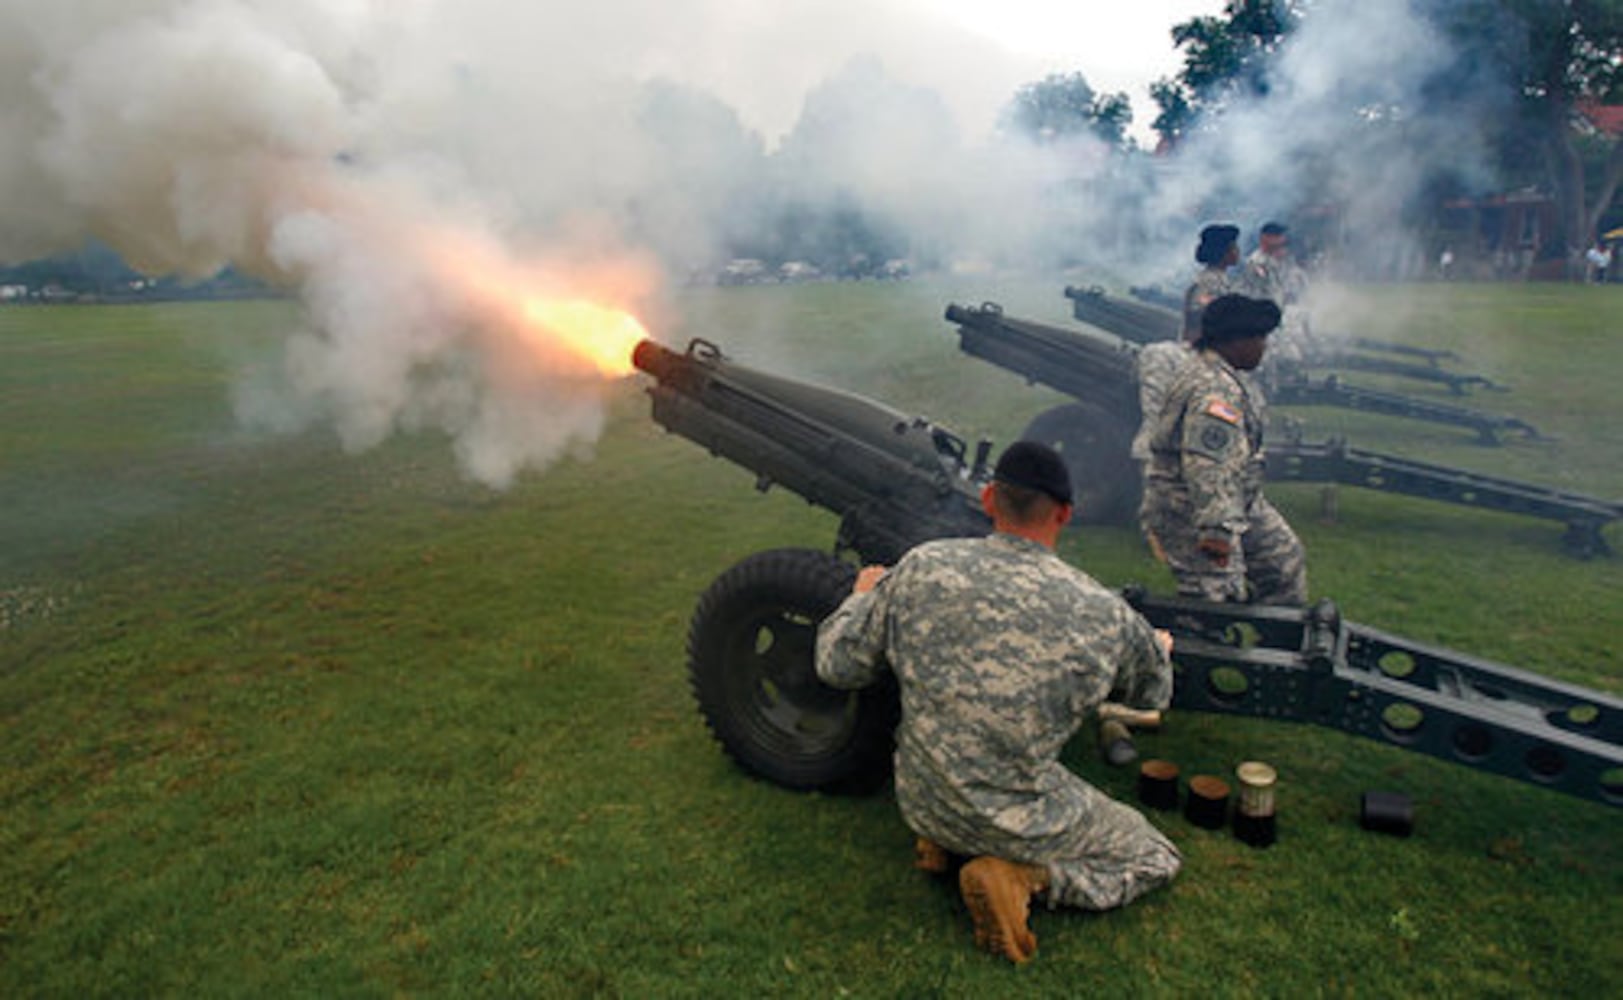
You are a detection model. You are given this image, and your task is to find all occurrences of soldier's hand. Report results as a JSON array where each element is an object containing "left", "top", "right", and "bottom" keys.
[
  {"left": 853, "top": 565, "right": 888, "bottom": 594},
  {"left": 1154, "top": 629, "right": 1174, "bottom": 658},
  {"left": 1197, "top": 535, "right": 1233, "bottom": 567}
]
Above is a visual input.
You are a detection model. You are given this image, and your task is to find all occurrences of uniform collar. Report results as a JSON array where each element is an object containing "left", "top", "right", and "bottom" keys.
[
  {"left": 1197, "top": 348, "right": 1240, "bottom": 375},
  {"left": 1197, "top": 349, "right": 1254, "bottom": 398},
  {"left": 991, "top": 532, "right": 1056, "bottom": 557}
]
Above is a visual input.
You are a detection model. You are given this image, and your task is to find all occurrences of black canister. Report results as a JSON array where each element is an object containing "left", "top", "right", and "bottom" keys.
[
  {"left": 1360, "top": 791, "right": 1415, "bottom": 836},
  {"left": 1138, "top": 759, "right": 1181, "bottom": 811},
  {"left": 1185, "top": 775, "right": 1230, "bottom": 830},
  {"left": 1233, "top": 761, "right": 1278, "bottom": 848}
]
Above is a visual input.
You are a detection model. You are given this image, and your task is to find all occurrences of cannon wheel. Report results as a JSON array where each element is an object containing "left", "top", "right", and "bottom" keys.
[
  {"left": 688, "top": 548, "right": 898, "bottom": 793},
  {"left": 1020, "top": 402, "right": 1140, "bottom": 525}
]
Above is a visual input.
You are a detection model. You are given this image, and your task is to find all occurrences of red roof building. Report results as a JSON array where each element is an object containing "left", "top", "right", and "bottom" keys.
[{"left": 1575, "top": 101, "right": 1623, "bottom": 137}]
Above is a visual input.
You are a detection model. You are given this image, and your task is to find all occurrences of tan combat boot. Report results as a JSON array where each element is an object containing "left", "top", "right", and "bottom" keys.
[
  {"left": 958, "top": 856, "right": 1050, "bottom": 964},
  {"left": 914, "top": 836, "right": 950, "bottom": 874}
]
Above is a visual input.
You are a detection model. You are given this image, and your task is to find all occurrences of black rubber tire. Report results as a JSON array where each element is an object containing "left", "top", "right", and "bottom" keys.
[
  {"left": 1020, "top": 402, "right": 1141, "bottom": 525},
  {"left": 688, "top": 548, "right": 898, "bottom": 793}
]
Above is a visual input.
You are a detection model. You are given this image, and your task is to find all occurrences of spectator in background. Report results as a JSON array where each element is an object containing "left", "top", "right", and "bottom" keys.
[{"left": 1586, "top": 242, "right": 1612, "bottom": 284}]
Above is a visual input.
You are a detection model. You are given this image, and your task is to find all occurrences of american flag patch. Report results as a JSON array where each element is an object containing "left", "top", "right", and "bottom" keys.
[{"left": 1204, "top": 399, "right": 1241, "bottom": 425}]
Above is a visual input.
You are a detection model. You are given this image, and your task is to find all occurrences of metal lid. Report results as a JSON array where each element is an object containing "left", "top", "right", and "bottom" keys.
[{"left": 1236, "top": 761, "right": 1277, "bottom": 789}]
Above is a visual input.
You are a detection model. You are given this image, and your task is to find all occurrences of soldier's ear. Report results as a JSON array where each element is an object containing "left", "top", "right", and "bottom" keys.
[
  {"left": 1055, "top": 502, "right": 1074, "bottom": 529},
  {"left": 980, "top": 483, "right": 998, "bottom": 518}
]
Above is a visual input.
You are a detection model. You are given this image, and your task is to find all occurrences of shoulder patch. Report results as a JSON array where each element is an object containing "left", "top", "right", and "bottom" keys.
[
  {"left": 1199, "top": 422, "right": 1234, "bottom": 454},
  {"left": 1204, "top": 398, "right": 1241, "bottom": 425}
]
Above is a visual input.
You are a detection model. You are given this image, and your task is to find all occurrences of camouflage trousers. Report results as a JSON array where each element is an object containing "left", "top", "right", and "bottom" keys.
[
  {"left": 1037, "top": 791, "right": 1182, "bottom": 911},
  {"left": 1142, "top": 494, "right": 1308, "bottom": 605},
  {"left": 896, "top": 764, "right": 1182, "bottom": 911}
]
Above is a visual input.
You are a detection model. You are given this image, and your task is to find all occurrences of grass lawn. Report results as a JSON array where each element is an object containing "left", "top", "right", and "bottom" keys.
[{"left": 2, "top": 280, "right": 1620, "bottom": 996}]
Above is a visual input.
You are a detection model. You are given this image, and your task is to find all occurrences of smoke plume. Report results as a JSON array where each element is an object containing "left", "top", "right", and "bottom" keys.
[
  {"left": 1122, "top": 0, "right": 1510, "bottom": 289},
  {"left": 0, "top": 0, "right": 1526, "bottom": 487}
]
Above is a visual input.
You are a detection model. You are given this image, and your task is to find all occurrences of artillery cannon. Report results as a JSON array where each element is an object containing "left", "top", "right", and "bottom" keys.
[
  {"left": 632, "top": 336, "right": 1622, "bottom": 809},
  {"left": 944, "top": 302, "right": 1614, "bottom": 556},
  {"left": 1065, "top": 287, "right": 1535, "bottom": 440},
  {"left": 1128, "top": 283, "right": 1467, "bottom": 367},
  {"left": 1066, "top": 284, "right": 1507, "bottom": 395}
]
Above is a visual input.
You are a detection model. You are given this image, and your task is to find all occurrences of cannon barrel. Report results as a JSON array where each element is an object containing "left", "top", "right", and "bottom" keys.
[
  {"left": 943, "top": 301, "right": 1141, "bottom": 417},
  {"left": 945, "top": 301, "right": 1602, "bottom": 552},
  {"left": 633, "top": 337, "right": 991, "bottom": 564},
  {"left": 639, "top": 335, "right": 1623, "bottom": 807}
]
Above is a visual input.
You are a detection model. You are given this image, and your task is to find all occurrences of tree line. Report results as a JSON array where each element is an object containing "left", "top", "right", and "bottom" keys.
[{"left": 5, "top": 1, "right": 1618, "bottom": 294}]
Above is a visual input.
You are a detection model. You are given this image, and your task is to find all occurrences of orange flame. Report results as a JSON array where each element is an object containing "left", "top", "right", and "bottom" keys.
[{"left": 520, "top": 297, "right": 649, "bottom": 378}]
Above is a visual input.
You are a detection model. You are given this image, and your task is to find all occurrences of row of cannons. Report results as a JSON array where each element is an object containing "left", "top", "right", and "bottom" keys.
[{"left": 626, "top": 284, "right": 1622, "bottom": 811}]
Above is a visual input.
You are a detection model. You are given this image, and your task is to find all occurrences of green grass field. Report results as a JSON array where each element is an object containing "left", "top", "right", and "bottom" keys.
[{"left": 2, "top": 281, "right": 1620, "bottom": 996}]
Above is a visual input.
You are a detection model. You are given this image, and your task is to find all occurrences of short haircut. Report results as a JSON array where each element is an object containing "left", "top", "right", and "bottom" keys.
[{"left": 990, "top": 480, "right": 1059, "bottom": 525}]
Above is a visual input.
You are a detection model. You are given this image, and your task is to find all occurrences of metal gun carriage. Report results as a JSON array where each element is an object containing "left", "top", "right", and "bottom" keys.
[
  {"left": 632, "top": 336, "right": 1622, "bottom": 808},
  {"left": 945, "top": 301, "right": 1617, "bottom": 556}
]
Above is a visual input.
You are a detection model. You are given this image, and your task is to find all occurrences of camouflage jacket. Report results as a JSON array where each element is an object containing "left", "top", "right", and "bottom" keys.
[
  {"left": 1132, "top": 340, "right": 1192, "bottom": 461},
  {"left": 1144, "top": 350, "right": 1266, "bottom": 539},
  {"left": 1182, "top": 266, "right": 1233, "bottom": 340},
  {"left": 1240, "top": 249, "right": 1290, "bottom": 307},
  {"left": 815, "top": 534, "right": 1171, "bottom": 837}
]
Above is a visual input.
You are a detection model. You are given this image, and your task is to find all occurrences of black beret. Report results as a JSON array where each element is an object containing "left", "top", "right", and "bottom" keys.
[
  {"left": 994, "top": 440, "right": 1073, "bottom": 505},
  {"left": 1196, "top": 224, "right": 1240, "bottom": 265},
  {"left": 1200, "top": 294, "right": 1282, "bottom": 343},
  {"left": 1260, "top": 221, "right": 1289, "bottom": 236}
]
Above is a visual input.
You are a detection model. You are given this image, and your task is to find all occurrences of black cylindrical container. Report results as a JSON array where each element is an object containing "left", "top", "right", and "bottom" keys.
[
  {"left": 1233, "top": 761, "right": 1278, "bottom": 848},
  {"left": 1184, "top": 775, "right": 1230, "bottom": 830},
  {"left": 1360, "top": 791, "right": 1415, "bottom": 836},
  {"left": 1138, "top": 759, "right": 1181, "bottom": 811},
  {"left": 1234, "top": 812, "right": 1276, "bottom": 847}
]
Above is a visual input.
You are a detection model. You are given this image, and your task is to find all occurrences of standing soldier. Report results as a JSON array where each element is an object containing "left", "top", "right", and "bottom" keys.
[
  {"left": 1183, "top": 223, "right": 1242, "bottom": 340},
  {"left": 1142, "top": 294, "right": 1308, "bottom": 605},
  {"left": 1240, "top": 221, "right": 1293, "bottom": 306},
  {"left": 1239, "top": 221, "right": 1311, "bottom": 363}
]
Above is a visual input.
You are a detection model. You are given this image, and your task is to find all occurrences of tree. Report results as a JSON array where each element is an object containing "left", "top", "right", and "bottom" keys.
[
  {"left": 1439, "top": 0, "right": 1623, "bottom": 265},
  {"left": 1150, "top": 0, "right": 1302, "bottom": 148},
  {"left": 1152, "top": 0, "right": 1623, "bottom": 269},
  {"left": 1001, "top": 72, "right": 1133, "bottom": 148}
]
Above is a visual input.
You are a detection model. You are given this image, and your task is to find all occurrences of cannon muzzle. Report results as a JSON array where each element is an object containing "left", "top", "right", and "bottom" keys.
[{"left": 631, "top": 338, "right": 682, "bottom": 381}]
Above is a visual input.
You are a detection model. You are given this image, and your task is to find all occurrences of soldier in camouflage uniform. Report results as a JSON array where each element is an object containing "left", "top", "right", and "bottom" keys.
[
  {"left": 1239, "top": 222, "right": 1292, "bottom": 307},
  {"left": 1142, "top": 294, "right": 1308, "bottom": 605},
  {"left": 816, "top": 441, "right": 1178, "bottom": 965},
  {"left": 1239, "top": 221, "right": 1311, "bottom": 364},
  {"left": 1183, "top": 223, "right": 1242, "bottom": 342}
]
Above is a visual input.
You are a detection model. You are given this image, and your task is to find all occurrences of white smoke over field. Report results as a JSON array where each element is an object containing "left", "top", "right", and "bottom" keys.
[
  {"left": 2, "top": 1, "right": 697, "bottom": 487},
  {"left": 1134, "top": 0, "right": 1510, "bottom": 290},
  {"left": 0, "top": 0, "right": 1116, "bottom": 485},
  {"left": 0, "top": 0, "right": 1528, "bottom": 486}
]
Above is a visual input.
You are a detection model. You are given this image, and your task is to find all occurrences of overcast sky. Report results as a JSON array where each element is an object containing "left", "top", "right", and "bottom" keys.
[
  {"left": 704, "top": 0, "right": 1228, "bottom": 145},
  {"left": 926, "top": 0, "right": 1228, "bottom": 124},
  {"left": 0, "top": 0, "right": 1491, "bottom": 487},
  {"left": 624, "top": 0, "right": 1227, "bottom": 146}
]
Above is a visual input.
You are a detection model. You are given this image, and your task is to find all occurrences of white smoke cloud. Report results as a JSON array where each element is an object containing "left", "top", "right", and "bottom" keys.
[
  {"left": 0, "top": 1, "right": 690, "bottom": 487},
  {"left": 1, "top": 0, "right": 1108, "bottom": 487},
  {"left": 1134, "top": 0, "right": 1504, "bottom": 283},
  {"left": 0, "top": 0, "right": 1524, "bottom": 487}
]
